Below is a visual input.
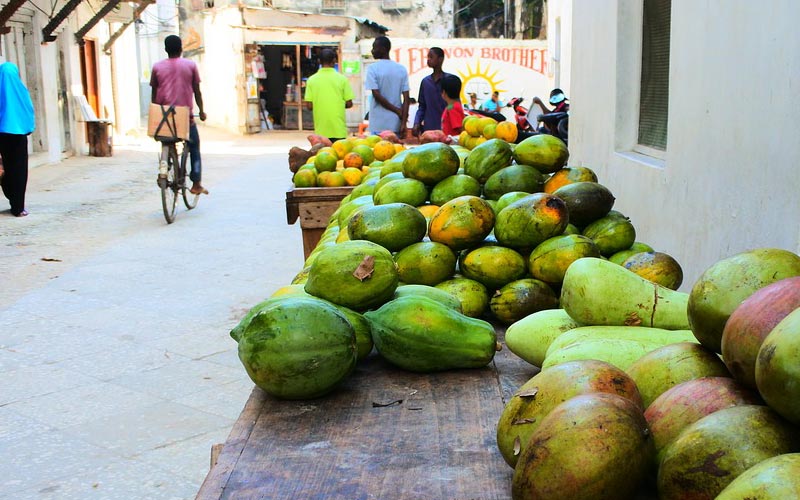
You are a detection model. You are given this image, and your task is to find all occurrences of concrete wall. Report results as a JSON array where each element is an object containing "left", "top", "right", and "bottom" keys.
[
  {"left": 199, "top": 8, "right": 247, "bottom": 133},
  {"left": 546, "top": 0, "right": 572, "bottom": 93},
  {"left": 271, "top": 0, "right": 455, "bottom": 38},
  {"left": 569, "top": 0, "right": 800, "bottom": 289}
]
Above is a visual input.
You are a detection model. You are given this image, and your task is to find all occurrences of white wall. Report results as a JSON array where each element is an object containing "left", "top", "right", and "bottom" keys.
[
  {"left": 546, "top": 0, "right": 572, "bottom": 93},
  {"left": 569, "top": 0, "right": 800, "bottom": 289},
  {"left": 201, "top": 9, "right": 246, "bottom": 133}
]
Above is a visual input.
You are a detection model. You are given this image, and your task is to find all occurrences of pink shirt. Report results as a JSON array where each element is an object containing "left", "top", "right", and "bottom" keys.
[{"left": 150, "top": 58, "right": 200, "bottom": 109}]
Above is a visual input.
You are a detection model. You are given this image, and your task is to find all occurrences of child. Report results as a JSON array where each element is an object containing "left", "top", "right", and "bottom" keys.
[{"left": 440, "top": 74, "right": 464, "bottom": 137}]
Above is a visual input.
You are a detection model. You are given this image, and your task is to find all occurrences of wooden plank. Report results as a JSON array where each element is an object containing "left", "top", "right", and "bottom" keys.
[
  {"left": 285, "top": 186, "right": 354, "bottom": 226},
  {"left": 197, "top": 329, "right": 537, "bottom": 500}
]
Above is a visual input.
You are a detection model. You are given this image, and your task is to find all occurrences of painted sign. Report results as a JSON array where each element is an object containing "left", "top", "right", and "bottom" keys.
[{"left": 360, "top": 38, "right": 554, "bottom": 118}]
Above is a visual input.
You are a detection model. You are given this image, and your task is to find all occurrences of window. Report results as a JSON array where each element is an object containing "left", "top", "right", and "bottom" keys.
[
  {"left": 321, "top": 0, "right": 346, "bottom": 10},
  {"left": 382, "top": 0, "right": 412, "bottom": 10},
  {"left": 638, "top": 0, "right": 671, "bottom": 150}
]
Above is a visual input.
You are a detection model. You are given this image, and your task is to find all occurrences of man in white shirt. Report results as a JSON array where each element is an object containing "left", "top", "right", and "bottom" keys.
[{"left": 365, "top": 36, "right": 410, "bottom": 136}]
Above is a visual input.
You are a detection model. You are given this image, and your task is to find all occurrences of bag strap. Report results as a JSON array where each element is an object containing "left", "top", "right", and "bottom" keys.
[{"left": 154, "top": 105, "right": 178, "bottom": 138}]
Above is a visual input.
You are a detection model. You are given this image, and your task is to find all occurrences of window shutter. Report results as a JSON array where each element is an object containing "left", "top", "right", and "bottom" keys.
[{"left": 638, "top": 0, "right": 671, "bottom": 150}]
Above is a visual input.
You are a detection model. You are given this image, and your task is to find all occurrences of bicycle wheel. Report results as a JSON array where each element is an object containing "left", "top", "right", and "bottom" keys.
[
  {"left": 181, "top": 147, "right": 199, "bottom": 209},
  {"left": 160, "top": 144, "right": 179, "bottom": 224}
]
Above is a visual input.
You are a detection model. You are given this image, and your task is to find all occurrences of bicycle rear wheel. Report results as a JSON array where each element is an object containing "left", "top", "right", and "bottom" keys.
[
  {"left": 160, "top": 145, "right": 179, "bottom": 223},
  {"left": 181, "top": 148, "right": 199, "bottom": 209}
]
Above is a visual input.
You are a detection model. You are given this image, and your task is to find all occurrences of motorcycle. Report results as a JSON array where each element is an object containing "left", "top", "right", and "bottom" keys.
[{"left": 508, "top": 96, "right": 569, "bottom": 145}]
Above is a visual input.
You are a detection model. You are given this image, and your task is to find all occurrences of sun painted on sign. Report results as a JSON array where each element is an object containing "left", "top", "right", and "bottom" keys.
[{"left": 458, "top": 61, "right": 506, "bottom": 104}]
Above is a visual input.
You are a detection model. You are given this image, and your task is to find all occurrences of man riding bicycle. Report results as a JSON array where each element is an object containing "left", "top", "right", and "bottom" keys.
[{"left": 150, "top": 35, "right": 208, "bottom": 195}]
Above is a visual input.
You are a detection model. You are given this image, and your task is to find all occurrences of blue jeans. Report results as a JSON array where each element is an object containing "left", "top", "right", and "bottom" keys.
[{"left": 187, "top": 123, "right": 201, "bottom": 183}]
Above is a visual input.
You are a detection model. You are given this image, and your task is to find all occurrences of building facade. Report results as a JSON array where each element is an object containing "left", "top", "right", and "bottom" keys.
[{"left": 568, "top": 0, "right": 800, "bottom": 287}]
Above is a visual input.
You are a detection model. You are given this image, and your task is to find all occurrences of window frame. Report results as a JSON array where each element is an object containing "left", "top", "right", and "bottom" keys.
[{"left": 615, "top": 0, "right": 671, "bottom": 163}]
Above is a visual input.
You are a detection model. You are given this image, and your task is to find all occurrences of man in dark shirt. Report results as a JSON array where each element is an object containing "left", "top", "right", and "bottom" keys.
[{"left": 412, "top": 47, "right": 450, "bottom": 136}]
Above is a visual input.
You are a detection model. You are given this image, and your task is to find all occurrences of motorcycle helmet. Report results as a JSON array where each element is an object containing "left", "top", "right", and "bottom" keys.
[{"left": 549, "top": 88, "right": 567, "bottom": 105}]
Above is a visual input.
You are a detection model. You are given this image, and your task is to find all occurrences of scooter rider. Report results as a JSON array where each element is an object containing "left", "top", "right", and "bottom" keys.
[{"left": 532, "top": 88, "right": 569, "bottom": 136}]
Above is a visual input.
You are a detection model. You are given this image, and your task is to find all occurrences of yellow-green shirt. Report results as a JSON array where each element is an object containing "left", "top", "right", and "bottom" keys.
[{"left": 304, "top": 67, "right": 354, "bottom": 139}]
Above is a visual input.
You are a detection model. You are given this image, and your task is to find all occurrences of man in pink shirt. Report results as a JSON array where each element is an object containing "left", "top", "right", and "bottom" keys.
[{"left": 150, "top": 35, "right": 208, "bottom": 195}]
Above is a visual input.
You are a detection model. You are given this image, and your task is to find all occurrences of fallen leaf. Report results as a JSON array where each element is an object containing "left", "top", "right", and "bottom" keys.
[
  {"left": 515, "top": 387, "right": 539, "bottom": 398},
  {"left": 41, "top": 257, "right": 62, "bottom": 262},
  {"left": 513, "top": 436, "right": 521, "bottom": 456},
  {"left": 353, "top": 256, "right": 375, "bottom": 281}
]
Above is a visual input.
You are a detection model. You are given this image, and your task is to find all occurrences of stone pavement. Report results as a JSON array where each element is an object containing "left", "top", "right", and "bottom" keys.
[{"left": 0, "top": 126, "right": 312, "bottom": 499}]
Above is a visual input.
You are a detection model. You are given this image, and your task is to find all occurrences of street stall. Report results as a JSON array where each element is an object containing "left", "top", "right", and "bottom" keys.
[{"left": 183, "top": 7, "right": 385, "bottom": 135}]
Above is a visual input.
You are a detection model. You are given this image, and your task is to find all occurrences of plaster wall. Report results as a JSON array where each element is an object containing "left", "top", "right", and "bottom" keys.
[{"left": 569, "top": 0, "right": 800, "bottom": 289}]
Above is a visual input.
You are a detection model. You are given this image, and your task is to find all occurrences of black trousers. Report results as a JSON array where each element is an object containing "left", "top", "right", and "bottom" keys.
[{"left": 0, "top": 133, "right": 28, "bottom": 215}]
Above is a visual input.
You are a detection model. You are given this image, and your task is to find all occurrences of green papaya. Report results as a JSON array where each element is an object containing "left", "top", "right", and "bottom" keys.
[
  {"left": 512, "top": 134, "right": 569, "bottom": 174},
  {"left": 528, "top": 234, "right": 601, "bottom": 284},
  {"left": 392, "top": 284, "right": 462, "bottom": 312},
  {"left": 463, "top": 138, "right": 513, "bottom": 183},
  {"left": 560, "top": 257, "right": 690, "bottom": 330},
  {"left": 304, "top": 240, "right": 399, "bottom": 311},
  {"left": 495, "top": 191, "right": 531, "bottom": 214},
  {"left": 582, "top": 214, "right": 636, "bottom": 256},
  {"left": 347, "top": 202, "right": 427, "bottom": 252},
  {"left": 236, "top": 296, "right": 357, "bottom": 399},
  {"left": 489, "top": 278, "right": 559, "bottom": 325},
  {"left": 435, "top": 277, "right": 490, "bottom": 318},
  {"left": 460, "top": 245, "right": 528, "bottom": 291},
  {"left": 372, "top": 178, "right": 428, "bottom": 207},
  {"left": 337, "top": 195, "right": 374, "bottom": 229},
  {"left": 553, "top": 182, "right": 615, "bottom": 228},
  {"left": 505, "top": 308, "right": 582, "bottom": 367},
  {"left": 482, "top": 164, "right": 545, "bottom": 201},
  {"left": 402, "top": 142, "right": 460, "bottom": 185},
  {"left": 429, "top": 174, "right": 482, "bottom": 206},
  {"left": 365, "top": 296, "right": 497, "bottom": 372},
  {"left": 608, "top": 241, "right": 655, "bottom": 265}
]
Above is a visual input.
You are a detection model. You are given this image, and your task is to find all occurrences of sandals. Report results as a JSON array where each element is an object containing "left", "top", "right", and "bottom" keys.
[
  {"left": 13, "top": 210, "right": 28, "bottom": 217},
  {"left": 189, "top": 186, "right": 209, "bottom": 195}
]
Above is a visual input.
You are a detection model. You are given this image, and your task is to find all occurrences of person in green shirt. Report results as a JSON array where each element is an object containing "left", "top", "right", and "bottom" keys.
[{"left": 304, "top": 48, "right": 354, "bottom": 141}]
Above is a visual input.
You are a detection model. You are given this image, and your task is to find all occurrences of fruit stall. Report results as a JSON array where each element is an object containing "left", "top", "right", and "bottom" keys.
[{"left": 204, "top": 121, "right": 800, "bottom": 499}]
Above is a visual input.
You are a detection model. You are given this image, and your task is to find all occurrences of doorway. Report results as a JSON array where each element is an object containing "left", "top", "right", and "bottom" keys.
[{"left": 254, "top": 42, "right": 339, "bottom": 130}]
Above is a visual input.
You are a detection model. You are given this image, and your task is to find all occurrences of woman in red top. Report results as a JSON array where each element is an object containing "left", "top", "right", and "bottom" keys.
[{"left": 440, "top": 74, "right": 465, "bottom": 136}]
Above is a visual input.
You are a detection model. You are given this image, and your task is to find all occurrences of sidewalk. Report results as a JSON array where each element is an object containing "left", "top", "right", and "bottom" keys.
[{"left": 0, "top": 125, "right": 313, "bottom": 499}]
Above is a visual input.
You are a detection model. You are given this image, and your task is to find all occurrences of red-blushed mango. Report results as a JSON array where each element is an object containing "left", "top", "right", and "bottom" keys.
[
  {"left": 644, "top": 376, "right": 763, "bottom": 464},
  {"left": 512, "top": 393, "right": 653, "bottom": 500},
  {"left": 496, "top": 359, "right": 643, "bottom": 468},
  {"left": 657, "top": 405, "right": 800, "bottom": 500},
  {"left": 722, "top": 276, "right": 800, "bottom": 389},
  {"left": 688, "top": 248, "right": 800, "bottom": 353}
]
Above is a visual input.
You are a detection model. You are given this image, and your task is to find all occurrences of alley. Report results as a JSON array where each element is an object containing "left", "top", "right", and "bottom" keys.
[{"left": 0, "top": 127, "right": 309, "bottom": 498}]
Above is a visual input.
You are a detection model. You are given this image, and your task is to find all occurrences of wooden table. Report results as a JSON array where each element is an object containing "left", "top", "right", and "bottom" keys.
[
  {"left": 285, "top": 186, "right": 354, "bottom": 260},
  {"left": 197, "top": 329, "right": 537, "bottom": 500}
]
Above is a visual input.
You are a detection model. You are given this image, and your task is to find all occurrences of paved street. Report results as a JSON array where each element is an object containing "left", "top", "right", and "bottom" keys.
[{"left": 0, "top": 126, "right": 310, "bottom": 499}]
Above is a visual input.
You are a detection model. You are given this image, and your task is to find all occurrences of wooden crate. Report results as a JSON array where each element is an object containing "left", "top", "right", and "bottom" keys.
[
  {"left": 285, "top": 186, "right": 354, "bottom": 260},
  {"left": 196, "top": 327, "right": 536, "bottom": 500}
]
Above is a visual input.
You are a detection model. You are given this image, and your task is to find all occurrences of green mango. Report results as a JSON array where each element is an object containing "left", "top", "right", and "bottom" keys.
[
  {"left": 365, "top": 296, "right": 497, "bottom": 372},
  {"left": 542, "top": 338, "right": 661, "bottom": 371},
  {"left": 560, "top": 257, "right": 690, "bottom": 330},
  {"left": 716, "top": 453, "right": 800, "bottom": 500},
  {"left": 504, "top": 308, "right": 581, "bottom": 367},
  {"left": 545, "top": 326, "right": 697, "bottom": 358}
]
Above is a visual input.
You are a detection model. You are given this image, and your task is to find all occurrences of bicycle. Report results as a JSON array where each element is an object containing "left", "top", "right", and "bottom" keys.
[{"left": 158, "top": 137, "right": 199, "bottom": 224}]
